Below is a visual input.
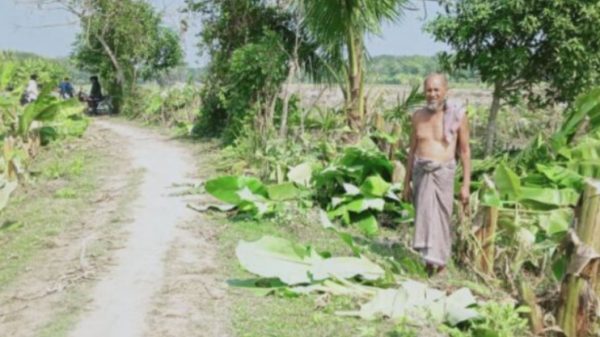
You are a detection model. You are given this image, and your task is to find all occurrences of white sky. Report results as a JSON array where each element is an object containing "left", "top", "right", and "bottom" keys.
[{"left": 0, "top": 0, "right": 448, "bottom": 66}]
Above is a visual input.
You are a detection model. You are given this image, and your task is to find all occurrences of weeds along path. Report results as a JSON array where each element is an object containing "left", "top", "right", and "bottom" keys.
[{"left": 68, "top": 118, "right": 229, "bottom": 337}]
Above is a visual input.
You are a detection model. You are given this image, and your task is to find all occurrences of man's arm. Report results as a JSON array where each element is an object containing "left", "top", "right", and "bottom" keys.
[
  {"left": 402, "top": 113, "right": 418, "bottom": 202},
  {"left": 457, "top": 113, "right": 471, "bottom": 206}
]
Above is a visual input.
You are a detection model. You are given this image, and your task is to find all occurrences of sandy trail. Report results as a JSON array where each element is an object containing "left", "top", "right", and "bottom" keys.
[{"left": 68, "top": 119, "right": 208, "bottom": 337}]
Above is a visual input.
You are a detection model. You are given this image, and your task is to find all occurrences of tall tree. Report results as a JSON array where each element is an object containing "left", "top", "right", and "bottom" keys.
[
  {"left": 30, "top": 0, "right": 183, "bottom": 114},
  {"left": 427, "top": 0, "right": 600, "bottom": 156},
  {"left": 187, "top": 0, "right": 323, "bottom": 142},
  {"left": 72, "top": 0, "right": 183, "bottom": 113},
  {"left": 297, "top": 0, "right": 408, "bottom": 132}
]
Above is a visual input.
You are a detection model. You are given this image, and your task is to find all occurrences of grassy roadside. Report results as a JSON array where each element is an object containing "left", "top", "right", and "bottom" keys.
[
  {"left": 216, "top": 215, "right": 409, "bottom": 337},
  {"left": 0, "top": 122, "right": 143, "bottom": 337},
  {"left": 0, "top": 139, "right": 106, "bottom": 289},
  {"left": 186, "top": 145, "right": 413, "bottom": 337}
]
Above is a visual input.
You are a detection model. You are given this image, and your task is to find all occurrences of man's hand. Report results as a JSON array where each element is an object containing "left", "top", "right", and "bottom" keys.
[
  {"left": 402, "top": 184, "right": 412, "bottom": 203},
  {"left": 460, "top": 185, "right": 470, "bottom": 206}
]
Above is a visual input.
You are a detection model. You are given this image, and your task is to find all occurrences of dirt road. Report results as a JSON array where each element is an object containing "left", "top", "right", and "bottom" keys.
[{"left": 0, "top": 118, "right": 229, "bottom": 337}]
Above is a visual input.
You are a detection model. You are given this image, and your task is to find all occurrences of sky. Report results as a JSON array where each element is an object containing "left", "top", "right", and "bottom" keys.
[{"left": 0, "top": 0, "right": 448, "bottom": 67}]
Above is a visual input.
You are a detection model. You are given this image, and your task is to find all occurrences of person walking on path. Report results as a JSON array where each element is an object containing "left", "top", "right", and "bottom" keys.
[
  {"left": 21, "top": 74, "right": 39, "bottom": 105},
  {"left": 59, "top": 77, "right": 74, "bottom": 99}
]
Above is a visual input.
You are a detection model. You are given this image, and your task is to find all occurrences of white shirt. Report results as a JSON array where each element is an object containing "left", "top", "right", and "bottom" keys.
[{"left": 25, "top": 79, "right": 39, "bottom": 101}]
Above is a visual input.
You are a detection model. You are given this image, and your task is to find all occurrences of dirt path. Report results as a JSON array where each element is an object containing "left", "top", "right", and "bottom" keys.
[
  {"left": 69, "top": 119, "right": 229, "bottom": 337},
  {"left": 0, "top": 118, "right": 229, "bottom": 337}
]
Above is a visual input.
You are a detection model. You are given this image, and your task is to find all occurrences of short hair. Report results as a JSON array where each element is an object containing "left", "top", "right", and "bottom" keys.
[
  {"left": 424, "top": 73, "right": 448, "bottom": 88},
  {"left": 30, "top": 74, "right": 38, "bottom": 80},
  {"left": 64, "top": 77, "right": 69, "bottom": 81},
  {"left": 90, "top": 76, "right": 98, "bottom": 82}
]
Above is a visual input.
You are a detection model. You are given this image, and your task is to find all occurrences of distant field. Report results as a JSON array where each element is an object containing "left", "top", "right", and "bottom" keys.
[{"left": 289, "top": 83, "right": 492, "bottom": 110}]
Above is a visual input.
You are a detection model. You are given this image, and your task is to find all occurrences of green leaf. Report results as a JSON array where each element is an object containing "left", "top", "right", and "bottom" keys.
[
  {"left": 535, "top": 164, "right": 583, "bottom": 189},
  {"left": 494, "top": 163, "right": 521, "bottom": 200},
  {"left": 266, "top": 182, "right": 299, "bottom": 201},
  {"left": 481, "top": 189, "right": 502, "bottom": 207},
  {"left": 552, "top": 255, "right": 568, "bottom": 281},
  {"left": 537, "top": 208, "right": 572, "bottom": 235},
  {"left": 345, "top": 198, "right": 385, "bottom": 213},
  {"left": 520, "top": 187, "right": 579, "bottom": 207},
  {"left": 205, "top": 175, "right": 267, "bottom": 205},
  {"left": 18, "top": 98, "right": 79, "bottom": 136},
  {"left": 355, "top": 213, "right": 378, "bottom": 236},
  {"left": 360, "top": 175, "right": 391, "bottom": 197}
]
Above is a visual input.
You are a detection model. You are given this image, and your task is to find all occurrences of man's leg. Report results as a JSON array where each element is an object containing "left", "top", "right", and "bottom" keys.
[{"left": 90, "top": 99, "right": 99, "bottom": 115}]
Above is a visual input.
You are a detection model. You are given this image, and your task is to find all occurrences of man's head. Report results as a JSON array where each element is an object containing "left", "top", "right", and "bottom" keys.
[
  {"left": 423, "top": 73, "right": 448, "bottom": 112},
  {"left": 30, "top": 74, "right": 38, "bottom": 81},
  {"left": 90, "top": 76, "right": 98, "bottom": 83},
  {"left": 64, "top": 77, "right": 70, "bottom": 81}
]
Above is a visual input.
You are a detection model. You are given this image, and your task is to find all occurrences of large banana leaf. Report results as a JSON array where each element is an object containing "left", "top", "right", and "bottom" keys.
[
  {"left": 235, "top": 236, "right": 384, "bottom": 285},
  {"left": 18, "top": 97, "right": 79, "bottom": 136},
  {"left": 559, "top": 87, "right": 600, "bottom": 141},
  {"left": 205, "top": 175, "right": 268, "bottom": 205},
  {"left": 520, "top": 186, "right": 579, "bottom": 207},
  {"left": 494, "top": 163, "right": 521, "bottom": 200},
  {"left": 0, "top": 61, "right": 16, "bottom": 88}
]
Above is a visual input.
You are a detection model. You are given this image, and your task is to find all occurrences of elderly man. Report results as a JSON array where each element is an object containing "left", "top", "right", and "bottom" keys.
[{"left": 402, "top": 73, "right": 471, "bottom": 274}]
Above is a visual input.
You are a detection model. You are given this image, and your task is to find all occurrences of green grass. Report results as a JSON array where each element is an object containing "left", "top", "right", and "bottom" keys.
[
  {"left": 36, "top": 290, "right": 87, "bottom": 337},
  {"left": 0, "top": 143, "right": 101, "bottom": 290}
]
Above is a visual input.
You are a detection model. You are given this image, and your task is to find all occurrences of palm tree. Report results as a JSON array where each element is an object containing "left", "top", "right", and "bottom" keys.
[{"left": 296, "top": 0, "right": 408, "bottom": 132}]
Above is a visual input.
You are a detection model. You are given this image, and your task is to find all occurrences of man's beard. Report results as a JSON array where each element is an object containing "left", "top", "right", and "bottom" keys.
[{"left": 426, "top": 99, "right": 445, "bottom": 112}]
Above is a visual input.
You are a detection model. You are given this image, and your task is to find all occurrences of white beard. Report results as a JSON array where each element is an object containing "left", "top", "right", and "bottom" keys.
[{"left": 426, "top": 100, "right": 445, "bottom": 112}]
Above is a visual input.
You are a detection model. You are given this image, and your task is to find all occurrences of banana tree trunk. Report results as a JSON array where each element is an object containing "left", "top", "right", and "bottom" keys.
[
  {"left": 346, "top": 30, "right": 364, "bottom": 132},
  {"left": 558, "top": 180, "right": 600, "bottom": 337}
]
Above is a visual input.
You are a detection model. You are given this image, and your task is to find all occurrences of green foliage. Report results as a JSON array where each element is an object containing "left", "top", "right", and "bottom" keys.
[
  {"left": 190, "top": 0, "right": 322, "bottom": 141},
  {"left": 298, "top": 0, "right": 409, "bottom": 128},
  {"left": 205, "top": 175, "right": 268, "bottom": 205},
  {"left": 204, "top": 174, "right": 310, "bottom": 217},
  {"left": 73, "top": 0, "right": 183, "bottom": 114},
  {"left": 314, "top": 147, "right": 412, "bottom": 235},
  {"left": 366, "top": 55, "right": 479, "bottom": 85},
  {"left": 441, "top": 303, "right": 529, "bottom": 337},
  {"left": 131, "top": 84, "right": 201, "bottom": 129},
  {"left": 471, "top": 88, "right": 600, "bottom": 287},
  {"left": 428, "top": 0, "right": 600, "bottom": 106},
  {"left": 18, "top": 97, "right": 79, "bottom": 136}
]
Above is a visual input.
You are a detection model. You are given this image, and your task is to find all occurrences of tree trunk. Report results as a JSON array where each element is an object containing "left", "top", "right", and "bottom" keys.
[
  {"left": 346, "top": 30, "right": 364, "bottom": 132},
  {"left": 279, "top": 20, "right": 301, "bottom": 139},
  {"left": 96, "top": 34, "right": 125, "bottom": 88},
  {"left": 484, "top": 82, "right": 502, "bottom": 156},
  {"left": 558, "top": 180, "right": 600, "bottom": 337}
]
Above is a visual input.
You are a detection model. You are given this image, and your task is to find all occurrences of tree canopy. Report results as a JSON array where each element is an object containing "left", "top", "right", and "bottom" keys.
[
  {"left": 72, "top": 0, "right": 183, "bottom": 112},
  {"left": 427, "top": 0, "right": 600, "bottom": 155}
]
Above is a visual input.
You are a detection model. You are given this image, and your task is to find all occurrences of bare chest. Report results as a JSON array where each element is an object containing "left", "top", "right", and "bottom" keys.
[{"left": 415, "top": 114, "right": 444, "bottom": 142}]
